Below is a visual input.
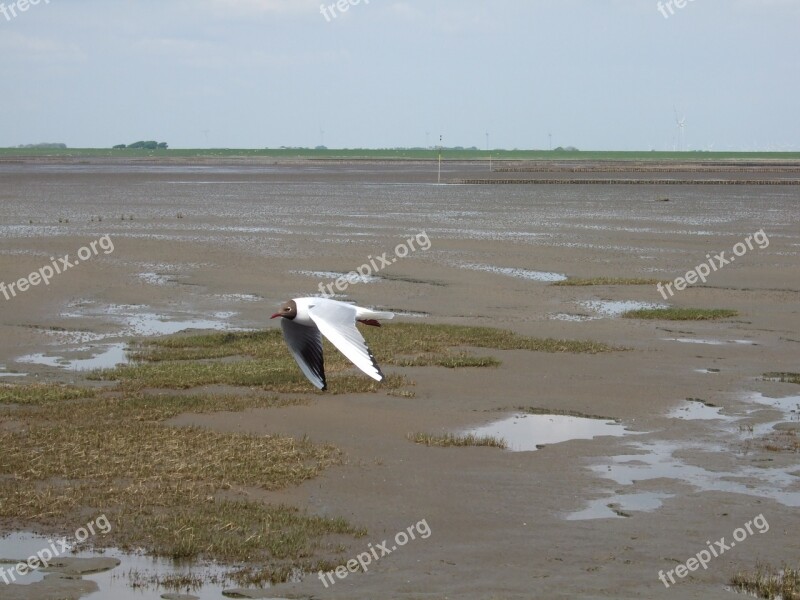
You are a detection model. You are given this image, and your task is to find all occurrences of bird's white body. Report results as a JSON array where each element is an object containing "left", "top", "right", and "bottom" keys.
[
  {"left": 291, "top": 297, "right": 391, "bottom": 328},
  {"left": 274, "top": 297, "right": 394, "bottom": 390}
]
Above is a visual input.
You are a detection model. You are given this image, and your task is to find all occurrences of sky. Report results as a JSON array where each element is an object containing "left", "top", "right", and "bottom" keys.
[{"left": 1, "top": 0, "right": 798, "bottom": 151}]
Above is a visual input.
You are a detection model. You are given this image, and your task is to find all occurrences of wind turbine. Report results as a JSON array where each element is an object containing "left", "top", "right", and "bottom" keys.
[{"left": 674, "top": 108, "right": 686, "bottom": 152}]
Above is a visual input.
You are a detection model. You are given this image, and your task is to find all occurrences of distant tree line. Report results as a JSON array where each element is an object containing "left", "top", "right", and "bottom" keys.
[
  {"left": 113, "top": 141, "right": 168, "bottom": 150},
  {"left": 17, "top": 143, "right": 67, "bottom": 149}
]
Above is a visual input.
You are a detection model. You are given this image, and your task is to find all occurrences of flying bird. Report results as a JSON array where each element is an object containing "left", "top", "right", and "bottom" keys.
[{"left": 271, "top": 297, "right": 394, "bottom": 390}]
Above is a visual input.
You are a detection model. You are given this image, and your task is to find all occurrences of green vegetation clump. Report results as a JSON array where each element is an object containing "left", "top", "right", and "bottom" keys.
[
  {"left": 552, "top": 277, "right": 662, "bottom": 287},
  {"left": 0, "top": 387, "right": 358, "bottom": 583},
  {"left": 759, "top": 430, "right": 800, "bottom": 453},
  {"left": 408, "top": 432, "right": 507, "bottom": 449},
  {"left": 365, "top": 323, "right": 620, "bottom": 356},
  {"left": 395, "top": 352, "right": 501, "bottom": 369},
  {"left": 731, "top": 563, "right": 800, "bottom": 599},
  {"left": 622, "top": 308, "right": 738, "bottom": 320},
  {"left": 763, "top": 372, "right": 800, "bottom": 385},
  {"left": 0, "top": 383, "right": 96, "bottom": 405},
  {"left": 91, "top": 324, "right": 618, "bottom": 392}
]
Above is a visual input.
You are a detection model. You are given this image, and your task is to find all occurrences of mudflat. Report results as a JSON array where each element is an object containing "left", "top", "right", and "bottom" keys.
[{"left": 0, "top": 157, "right": 798, "bottom": 599}]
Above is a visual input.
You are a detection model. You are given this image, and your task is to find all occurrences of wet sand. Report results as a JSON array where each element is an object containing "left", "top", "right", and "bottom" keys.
[{"left": 1, "top": 157, "right": 799, "bottom": 599}]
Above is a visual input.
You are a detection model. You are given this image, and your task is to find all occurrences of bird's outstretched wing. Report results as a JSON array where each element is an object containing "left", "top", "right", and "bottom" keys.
[
  {"left": 308, "top": 301, "right": 385, "bottom": 382},
  {"left": 280, "top": 318, "right": 326, "bottom": 390}
]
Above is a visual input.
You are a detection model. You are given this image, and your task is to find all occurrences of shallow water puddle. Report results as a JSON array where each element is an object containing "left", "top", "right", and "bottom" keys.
[
  {"left": 746, "top": 392, "right": 800, "bottom": 420},
  {"left": 60, "top": 303, "right": 236, "bottom": 337},
  {"left": 572, "top": 391, "right": 800, "bottom": 518},
  {"left": 137, "top": 272, "right": 178, "bottom": 286},
  {"left": 459, "top": 263, "right": 567, "bottom": 282},
  {"left": 14, "top": 304, "right": 239, "bottom": 372},
  {"left": 565, "top": 492, "right": 674, "bottom": 520},
  {"left": 587, "top": 440, "right": 800, "bottom": 507},
  {"left": 292, "top": 269, "right": 382, "bottom": 283},
  {"left": 0, "top": 534, "right": 48, "bottom": 586},
  {"left": 17, "top": 343, "right": 128, "bottom": 372},
  {"left": 580, "top": 300, "right": 667, "bottom": 318},
  {"left": 663, "top": 338, "right": 757, "bottom": 346},
  {"left": 741, "top": 392, "right": 800, "bottom": 437},
  {"left": 668, "top": 400, "right": 733, "bottom": 421},
  {"left": 214, "top": 292, "right": 262, "bottom": 302},
  {"left": 122, "top": 312, "right": 234, "bottom": 337},
  {"left": 466, "top": 413, "right": 633, "bottom": 452},
  {"left": 0, "top": 532, "right": 244, "bottom": 599},
  {"left": 0, "top": 366, "right": 27, "bottom": 378},
  {"left": 550, "top": 313, "right": 596, "bottom": 322}
]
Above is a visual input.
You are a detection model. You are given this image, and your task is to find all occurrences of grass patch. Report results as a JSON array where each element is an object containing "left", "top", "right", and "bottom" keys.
[
  {"left": 622, "top": 308, "right": 738, "bottom": 320},
  {"left": 92, "top": 324, "right": 617, "bottom": 392},
  {"left": 0, "top": 385, "right": 361, "bottom": 582},
  {"left": 0, "top": 387, "right": 301, "bottom": 415},
  {"left": 90, "top": 360, "right": 409, "bottom": 394},
  {"left": 0, "top": 383, "right": 96, "bottom": 405},
  {"left": 386, "top": 389, "right": 416, "bottom": 399},
  {"left": 366, "top": 323, "right": 619, "bottom": 356},
  {"left": 119, "top": 500, "right": 364, "bottom": 563},
  {"left": 757, "top": 430, "right": 800, "bottom": 454},
  {"left": 731, "top": 563, "right": 800, "bottom": 599},
  {"left": 131, "top": 324, "right": 618, "bottom": 362},
  {"left": 408, "top": 432, "right": 507, "bottom": 449},
  {"left": 395, "top": 352, "right": 501, "bottom": 369},
  {"left": 552, "top": 277, "right": 662, "bottom": 287},
  {"left": 764, "top": 372, "right": 800, "bottom": 385}
]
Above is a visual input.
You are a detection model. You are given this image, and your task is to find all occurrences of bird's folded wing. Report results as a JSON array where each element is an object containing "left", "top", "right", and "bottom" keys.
[
  {"left": 308, "top": 302, "right": 385, "bottom": 382},
  {"left": 281, "top": 318, "right": 326, "bottom": 390}
]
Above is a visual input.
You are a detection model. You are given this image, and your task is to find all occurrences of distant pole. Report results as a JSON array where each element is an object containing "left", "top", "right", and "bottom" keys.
[
  {"left": 438, "top": 134, "right": 442, "bottom": 184},
  {"left": 549, "top": 133, "right": 552, "bottom": 151},
  {"left": 486, "top": 132, "right": 489, "bottom": 152}
]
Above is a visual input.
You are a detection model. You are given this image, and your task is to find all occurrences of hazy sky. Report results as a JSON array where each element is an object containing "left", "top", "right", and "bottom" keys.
[{"left": 2, "top": 0, "right": 798, "bottom": 151}]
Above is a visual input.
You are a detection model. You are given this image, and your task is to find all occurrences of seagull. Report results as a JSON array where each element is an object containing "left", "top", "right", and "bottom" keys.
[{"left": 271, "top": 297, "right": 394, "bottom": 390}]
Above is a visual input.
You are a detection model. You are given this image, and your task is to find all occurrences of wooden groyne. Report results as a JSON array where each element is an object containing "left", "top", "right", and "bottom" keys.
[{"left": 454, "top": 178, "right": 800, "bottom": 185}]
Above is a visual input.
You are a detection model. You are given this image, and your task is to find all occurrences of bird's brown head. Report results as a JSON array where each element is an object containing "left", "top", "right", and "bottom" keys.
[{"left": 271, "top": 299, "right": 297, "bottom": 320}]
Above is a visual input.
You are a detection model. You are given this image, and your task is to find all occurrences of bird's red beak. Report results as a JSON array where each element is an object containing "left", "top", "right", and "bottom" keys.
[{"left": 270, "top": 313, "right": 281, "bottom": 319}]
